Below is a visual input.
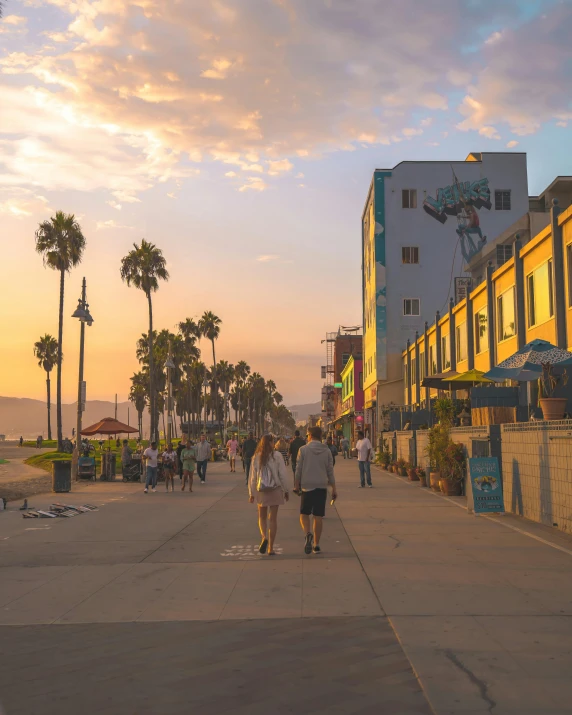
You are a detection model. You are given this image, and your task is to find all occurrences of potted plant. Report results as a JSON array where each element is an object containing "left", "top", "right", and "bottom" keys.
[
  {"left": 396, "top": 458, "right": 407, "bottom": 476},
  {"left": 407, "top": 463, "right": 419, "bottom": 481},
  {"left": 539, "top": 363, "right": 569, "bottom": 420},
  {"left": 417, "top": 467, "right": 427, "bottom": 487},
  {"left": 380, "top": 450, "right": 391, "bottom": 470},
  {"left": 439, "top": 442, "right": 465, "bottom": 496},
  {"left": 426, "top": 397, "right": 455, "bottom": 491}
]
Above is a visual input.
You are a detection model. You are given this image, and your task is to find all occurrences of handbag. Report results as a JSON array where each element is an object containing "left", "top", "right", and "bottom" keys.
[{"left": 256, "top": 458, "right": 278, "bottom": 492}]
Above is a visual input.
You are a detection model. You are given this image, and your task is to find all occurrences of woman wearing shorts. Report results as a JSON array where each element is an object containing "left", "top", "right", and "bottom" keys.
[
  {"left": 248, "top": 434, "right": 289, "bottom": 555},
  {"left": 162, "top": 444, "right": 177, "bottom": 492},
  {"left": 181, "top": 440, "right": 196, "bottom": 492}
]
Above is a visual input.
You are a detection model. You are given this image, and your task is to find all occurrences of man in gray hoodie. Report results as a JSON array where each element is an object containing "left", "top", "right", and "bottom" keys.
[{"left": 294, "top": 426, "right": 337, "bottom": 554}]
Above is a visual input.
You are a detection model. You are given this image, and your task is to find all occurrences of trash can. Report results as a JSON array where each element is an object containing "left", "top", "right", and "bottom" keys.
[
  {"left": 109, "top": 453, "right": 117, "bottom": 481},
  {"left": 52, "top": 460, "right": 71, "bottom": 493}
]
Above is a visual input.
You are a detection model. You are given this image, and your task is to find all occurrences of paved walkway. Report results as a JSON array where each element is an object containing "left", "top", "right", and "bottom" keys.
[{"left": 1, "top": 458, "right": 572, "bottom": 714}]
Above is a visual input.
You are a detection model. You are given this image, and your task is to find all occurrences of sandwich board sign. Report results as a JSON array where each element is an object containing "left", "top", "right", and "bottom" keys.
[{"left": 467, "top": 457, "right": 504, "bottom": 515}]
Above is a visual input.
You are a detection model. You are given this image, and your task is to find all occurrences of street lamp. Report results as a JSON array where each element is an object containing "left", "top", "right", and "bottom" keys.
[
  {"left": 71, "top": 277, "right": 94, "bottom": 481},
  {"left": 202, "top": 377, "right": 210, "bottom": 436},
  {"left": 165, "top": 345, "right": 175, "bottom": 446}
]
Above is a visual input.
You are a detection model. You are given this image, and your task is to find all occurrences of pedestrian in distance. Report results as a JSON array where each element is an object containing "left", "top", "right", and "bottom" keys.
[
  {"left": 19, "top": 436, "right": 23, "bottom": 447},
  {"left": 356, "top": 430, "right": 373, "bottom": 488},
  {"left": 162, "top": 443, "right": 177, "bottom": 492},
  {"left": 181, "top": 439, "right": 197, "bottom": 492},
  {"left": 288, "top": 429, "right": 305, "bottom": 475},
  {"left": 249, "top": 433, "right": 290, "bottom": 556},
  {"left": 326, "top": 436, "right": 338, "bottom": 465},
  {"left": 241, "top": 431, "right": 258, "bottom": 485},
  {"left": 226, "top": 433, "right": 239, "bottom": 473},
  {"left": 341, "top": 436, "right": 350, "bottom": 459},
  {"left": 275, "top": 435, "right": 289, "bottom": 466},
  {"left": 143, "top": 441, "right": 159, "bottom": 493},
  {"left": 295, "top": 426, "right": 337, "bottom": 555},
  {"left": 195, "top": 433, "right": 211, "bottom": 484},
  {"left": 176, "top": 439, "right": 185, "bottom": 480}
]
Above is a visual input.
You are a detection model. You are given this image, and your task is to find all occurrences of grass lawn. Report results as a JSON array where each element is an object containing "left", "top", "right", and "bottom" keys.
[{"left": 24, "top": 451, "right": 73, "bottom": 473}]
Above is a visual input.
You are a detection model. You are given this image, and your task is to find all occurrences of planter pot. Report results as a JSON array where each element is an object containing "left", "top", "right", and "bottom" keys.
[
  {"left": 407, "top": 468, "right": 419, "bottom": 481},
  {"left": 391, "top": 465, "right": 398, "bottom": 473},
  {"left": 439, "top": 478, "right": 462, "bottom": 496},
  {"left": 398, "top": 468, "right": 407, "bottom": 477},
  {"left": 540, "top": 397, "right": 567, "bottom": 421},
  {"left": 429, "top": 471, "right": 441, "bottom": 492},
  {"left": 419, "top": 475, "right": 427, "bottom": 487}
]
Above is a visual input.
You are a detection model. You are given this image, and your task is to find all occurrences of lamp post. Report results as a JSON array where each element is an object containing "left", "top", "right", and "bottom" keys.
[
  {"left": 165, "top": 343, "right": 175, "bottom": 446},
  {"left": 71, "top": 278, "right": 94, "bottom": 481},
  {"left": 202, "top": 377, "right": 209, "bottom": 437}
]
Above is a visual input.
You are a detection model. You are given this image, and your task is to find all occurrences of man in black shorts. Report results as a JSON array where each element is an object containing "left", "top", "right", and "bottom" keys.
[
  {"left": 294, "top": 426, "right": 337, "bottom": 554},
  {"left": 289, "top": 429, "right": 306, "bottom": 475}
]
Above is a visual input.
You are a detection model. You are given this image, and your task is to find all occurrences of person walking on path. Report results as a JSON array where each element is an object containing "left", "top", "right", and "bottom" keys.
[
  {"left": 341, "top": 436, "right": 350, "bottom": 459},
  {"left": 241, "top": 431, "right": 257, "bottom": 485},
  {"left": 295, "top": 426, "right": 337, "bottom": 555},
  {"left": 356, "top": 430, "right": 373, "bottom": 488},
  {"left": 176, "top": 440, "right": 185, "bottom": 481},
  {"left": 162, "top": 443, "right": 177, "bottom": 492},
  {"left": 226, "top": 434, "right": 239, "bottom": 473},
  {"left": 181, "top": 439, "right": 197, "bottom": 492},
  {"left": 288, "top": 430, "right": 305, "bottom": 476},
  {"left": 275, "top": 435, "right": 289, "bottom": 466},
  {"left": 195, "top": 434, "right": 211, "bottom": 484},
  {"left": 249, "top": 433, "right": 290, "bottom": 556},
  {"left": 143, "top": 441, "right": 159, "bottom": 493},
  {"left": 326, "top": 436, "right": 338, "bottom": 466}
]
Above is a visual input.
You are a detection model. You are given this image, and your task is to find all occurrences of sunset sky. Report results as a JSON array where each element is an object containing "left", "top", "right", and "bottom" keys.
[{"left": 1, "top": 0, "right": 571, "bottom": 406}]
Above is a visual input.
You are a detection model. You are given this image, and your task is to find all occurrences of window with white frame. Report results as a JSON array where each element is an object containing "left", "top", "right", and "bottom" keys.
[
  {"left": 494, "top": 190, "right": 511, "bottom": 211},
  {"left": 475, "top": 307, "right": 488, "bottom": 354},
  {"left": 441, "top": 333, "right": 451, "bottom": 370},
  {"left": 402, "top": 189, "right": 417, "bottom": 209},
  {"left": 497, "top": 286, "right": 516, "bottom": 341},
  {"left": 403, "top": 298, "right": 420, "bottom": 316},
  {"left": 496, "top": 244, "right": 513, "bottom": 266},
  {"left": 455, "top": 322, "right": 467, "bottom": 362},
  {"left": 527, "top": 260, "right": 554, "bottom": 327},
  {"left": 402, "top": 246, "right": 419, "bottom": 264}
]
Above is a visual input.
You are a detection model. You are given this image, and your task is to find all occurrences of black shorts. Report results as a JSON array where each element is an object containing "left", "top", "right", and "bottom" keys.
[{"left": 300, "top": 489, "right": 327, "bottom": 517}]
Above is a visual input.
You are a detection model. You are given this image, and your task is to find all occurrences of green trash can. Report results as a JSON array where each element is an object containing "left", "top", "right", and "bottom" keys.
[{"left": 52, "top": 460, "right": 71, "bottom": 493}]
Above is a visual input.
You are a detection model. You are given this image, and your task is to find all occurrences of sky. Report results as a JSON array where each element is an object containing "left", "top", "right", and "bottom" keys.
[{"left": 1, "top": 0, "right": 572, "bottom": 406}]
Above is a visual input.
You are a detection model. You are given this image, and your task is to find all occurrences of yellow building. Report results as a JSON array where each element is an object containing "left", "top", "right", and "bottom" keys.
[{"left": 402, "top": 200, "right": 572, "bottom": 405}]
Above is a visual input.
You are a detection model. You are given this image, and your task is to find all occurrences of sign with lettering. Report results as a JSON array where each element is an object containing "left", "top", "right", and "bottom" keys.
[
  {"left": 455, "top": 277, "right": 473, "bottom": 304},
  {"left": 467, "top": 457, "right": 505, "bottom": 515}
]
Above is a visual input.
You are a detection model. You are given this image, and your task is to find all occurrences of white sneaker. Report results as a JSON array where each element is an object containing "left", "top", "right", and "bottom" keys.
[
  {"left": 144, "top": 488, "right": 148, "bottom": 493},
  {"left": 152, "top": 488, "right": 156, "bottom": 493}
]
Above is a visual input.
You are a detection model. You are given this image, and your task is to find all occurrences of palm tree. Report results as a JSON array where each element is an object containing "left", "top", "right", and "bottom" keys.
[
  {"left": 199, "top": 311, "right": 222, "bottom": 439},
  {"left": 35, "top": 212, "right": 86, "bottom": 450},
  {"left": 217, "top": 360, "right": 235, "bottom": 442},
  {"left": 120, "top": 240, "right": 168, "bottom": 441},
  {"left": 33, "top": 334, "right": 58, "bottom": 441},
  {"left": 233, "top": 360, "right": 250, "bottom": 435},
  {"left": 129, "top": 372, "right": 147, "bottom": 439}
]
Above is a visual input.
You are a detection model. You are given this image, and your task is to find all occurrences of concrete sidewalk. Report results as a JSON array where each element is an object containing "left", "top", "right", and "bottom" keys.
[{"left": 0, "top": 457, "right": 571, "bottom": 714}]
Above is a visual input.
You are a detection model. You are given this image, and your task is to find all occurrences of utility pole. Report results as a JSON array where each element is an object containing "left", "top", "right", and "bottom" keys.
[
  {"left": 115, "top": 394, "right": 117, "bottom": 420},
  {"left": 71, "top": 278, "right": 94, "bottom": 481},
  {"left": 165, "top": 342, "right": 175, "bottom": 446}
]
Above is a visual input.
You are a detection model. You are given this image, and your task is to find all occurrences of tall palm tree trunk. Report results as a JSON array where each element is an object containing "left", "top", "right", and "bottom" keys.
[
  {"left": 46, "top": 372, "right": 52, "bottom": 441},
  {"left": 56, "top": 268, "right": 65, "bottom": 451},
  {"left": 147, "top": 293, "right": 155, "bottom": 441},
  {"left": 211, "top": 340, "right": 219, "bottom": 441}
]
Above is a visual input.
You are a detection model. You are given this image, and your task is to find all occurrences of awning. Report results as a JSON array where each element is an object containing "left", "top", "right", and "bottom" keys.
[
  {"left": 421, "top": 371, "right": 460, "bottom": 389},
  {"left": 81, "top": 417, "right": 139, "bottom": 436}
]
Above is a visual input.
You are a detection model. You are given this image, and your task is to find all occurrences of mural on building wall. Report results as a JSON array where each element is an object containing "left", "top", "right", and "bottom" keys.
[
  {"left": 424, "top": 176, "right": 491, "bottom": 263},
  {"left": 374, "top": 171, "right": 392, "bottom": 382}
]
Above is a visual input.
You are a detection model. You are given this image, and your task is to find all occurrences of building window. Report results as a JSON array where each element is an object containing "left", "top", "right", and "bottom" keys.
[
  {"left": 568, "top": 244, "right": 572, "bottom": 307},
  {"left": 455, "top": 323, "right": 467, "bottom": 363},
  {"left": 410, "top": 357, "right": 416, "bottom": 385},
  {"left": 527, "top": 260, "right": 554, "bottom": 327},
  {"left": 496, "top": 244, "right": 513, "bottom": 266},
  {"left": 359, "top": 372, "right": 363, "bottom": 390},
  {"left": 402, "top": 246, "right": 419, "bottom": 264},
  {"left": 475, "top": 307, "right": 488, "bottom": 354},
  {"left": 342, "top": 353, "right": 350, "bottom": 367},
  {"left": 497, "top": 286, "right": 516, "bottom": 342},
  {"left": 429, "top": 345, "right": 436, "bottom": 375},
  {"left": 402, "top": 189, "right": 417, "bottom": 209},
  {"left": 442, "top": 333, "right": 451, "bottom": 370},
  {"left": 495, "top": 190, "right": 511, "bottom": 211},
  {"left": 403, "top": 298, "right": 420, "bottom": 316},
  {"left": 419, "top": 352, "right": 425, "bottom": 382}
]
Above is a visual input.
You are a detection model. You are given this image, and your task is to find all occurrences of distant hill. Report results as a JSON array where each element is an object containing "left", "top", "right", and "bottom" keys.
[
  {"left": 286, "top": 401, "right": 321, "bottom": 423},
  {"left": 0, "top": 396, "right": 148, "bottom": 439}
]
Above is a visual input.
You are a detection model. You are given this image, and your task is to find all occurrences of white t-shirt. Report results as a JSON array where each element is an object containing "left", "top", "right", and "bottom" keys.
[
  {"left": 227, "top": 439, "right": 239, "bottom": 455},
  {"left": 356, "top": 438, "right": 372, "bottom": 462},
  {"left": 143, "top": 448, "right": 159, "bottom": 468}
]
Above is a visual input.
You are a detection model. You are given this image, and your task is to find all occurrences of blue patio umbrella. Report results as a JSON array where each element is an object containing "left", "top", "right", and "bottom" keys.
[{"left": 484, "top": 339, "right": 572, "bottom": 382}]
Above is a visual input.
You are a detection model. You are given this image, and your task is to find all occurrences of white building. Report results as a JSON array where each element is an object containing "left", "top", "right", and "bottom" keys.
[{"left": 361, "top": 152, "right": 530, "bottom": 442}]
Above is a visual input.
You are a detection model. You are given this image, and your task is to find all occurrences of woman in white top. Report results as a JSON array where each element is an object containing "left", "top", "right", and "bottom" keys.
[{"left": 248, "top": 434, "right": 290, "bottom": 555}]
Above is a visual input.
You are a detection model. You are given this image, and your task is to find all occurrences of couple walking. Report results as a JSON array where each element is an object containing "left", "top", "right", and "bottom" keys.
[{"left": 248, "top": 426, "right": 337, "bottom": 556}]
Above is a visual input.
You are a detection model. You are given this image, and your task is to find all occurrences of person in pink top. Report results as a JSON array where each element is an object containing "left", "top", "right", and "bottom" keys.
[{"left": 226, "top": 435, "right": 239, "bottom": 473}]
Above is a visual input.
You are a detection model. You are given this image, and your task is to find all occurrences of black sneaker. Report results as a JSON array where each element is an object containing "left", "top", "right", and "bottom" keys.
[
  {"left": 313, "top": 545, "right": 321, "bottom": 554},
  {"left": 304, "top": 532, "right": 314, "bottom": 555},
  {"left": 259, "top": 538, "right": 268, "bottom": 554}
]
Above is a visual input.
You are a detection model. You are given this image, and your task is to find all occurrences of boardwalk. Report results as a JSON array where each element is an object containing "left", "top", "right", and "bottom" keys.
[{"left": 1, "top": 458, "right": 572, "bottom": 714}]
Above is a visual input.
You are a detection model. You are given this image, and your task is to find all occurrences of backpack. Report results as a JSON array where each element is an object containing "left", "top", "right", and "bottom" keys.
[{"left": 256, "top": 457, "right": 278, "bottom": 492}]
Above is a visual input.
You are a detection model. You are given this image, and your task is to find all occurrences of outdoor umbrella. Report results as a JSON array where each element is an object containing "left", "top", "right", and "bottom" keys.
[
  {"left": 447, "top": 369, "right": 494, "bottom": 390},
  {"left": 421, "top": 371, "right": 460, "bottom": 390},
  {"left": 483, "top": 339, "right": 572, "bottom": 382},
  {"left": 80, "top": 417, "right": 139, "bottom": 436}
]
